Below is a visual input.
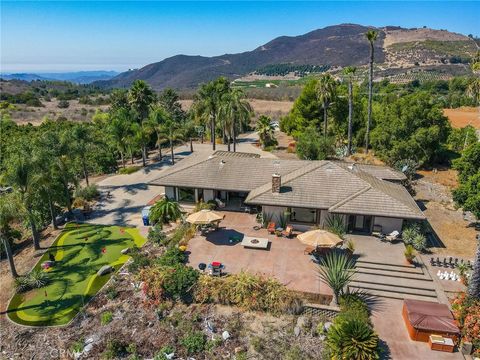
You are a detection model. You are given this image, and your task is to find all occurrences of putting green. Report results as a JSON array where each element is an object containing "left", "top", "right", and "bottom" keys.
[{"left": 7, "top": 223, "right": 145, "bottom": 326}]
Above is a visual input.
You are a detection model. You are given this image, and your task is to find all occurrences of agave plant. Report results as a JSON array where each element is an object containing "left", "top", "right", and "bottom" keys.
[
  {"left": 325, "top": 214, "right": 347, "bottom": 239},
  {"left": 149, "top": 197, "right": 183, "bottom": 224},
  {"left": 317, "top": 250, "right": 356, "bottom": 306},
  {"left": 14, "top": 269, "right": 49, "bottom": 293},
  {"left": 327, "top": 317, "right": 380, "bottom": 360}
]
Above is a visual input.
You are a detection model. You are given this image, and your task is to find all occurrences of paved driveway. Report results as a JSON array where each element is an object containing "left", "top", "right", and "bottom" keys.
[{"left": 88, "top": 134, "right": 275, "bottom": 227}]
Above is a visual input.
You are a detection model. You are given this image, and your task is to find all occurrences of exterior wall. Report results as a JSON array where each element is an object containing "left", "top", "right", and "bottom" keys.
[
  {"left": 203, "top": 189, "right": 215, "bottom": 202},
  {"left": 374, "top": 216, "right": 403, "bottom": 234},
  {"left": 262, "top": 206, "right": 287, "bottom": 223},
  {"left": 165, "top": 186, "right": 176, "bottom": 200}
]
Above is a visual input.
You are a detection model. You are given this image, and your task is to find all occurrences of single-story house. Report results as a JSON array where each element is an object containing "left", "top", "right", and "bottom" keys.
[{"left": 149, "top": 151, "right": 425, "bottom": 234}]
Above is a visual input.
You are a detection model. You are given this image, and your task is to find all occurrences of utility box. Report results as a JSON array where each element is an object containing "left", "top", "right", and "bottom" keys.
[{"left": 141, "top": 206, "right": 152, "bottom": 226}]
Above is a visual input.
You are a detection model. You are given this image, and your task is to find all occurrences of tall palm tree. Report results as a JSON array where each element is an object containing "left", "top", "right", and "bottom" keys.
[
  {"left": 316, "top": 74, "right": 337, "bottom": 138},
  {"left": 157, "top": 118, "right": 185, "bottom": 165},
  {"left": 192, "top": 77, "right": 230, "bottom": 151},
  {"left": 317, "top": 250, "right": 356, "bottom": 306},
  {"left": 365, "top": 29, "right": 378, "bottom": 154},
  {"left": 469, "top": 241, "right": 480, "bottom": 299},
  {"left": 5, "top": 156, "right": 41, "bottom": 250},
  {"left": 128, "top": 80, "right": 157, "bottom": 166},
  {"left": 148, "top": 106, "right": 170, "bottom": 161},
  {"left": 220, "top": 88, "right": 252, "bottom": 152},
  {"left": 0, "top": 194, "right": 22, "bottom": 278},
  {"left": 343, "top": 66, "right": 357, "bottom": 156}
]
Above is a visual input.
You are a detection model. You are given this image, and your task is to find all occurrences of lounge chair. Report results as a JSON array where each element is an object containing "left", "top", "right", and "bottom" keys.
[
  {"left": 282, "top": 225, "right": 293, "bottom": 238},
  {"left": 267, "top": 222, "right": 276, "bottom": 234},
  {"left": 215, "top": 198, "right": 225, "bottom": 208},
  {"left": 385, "top": 230, "right": 400, "bottom": 242}
]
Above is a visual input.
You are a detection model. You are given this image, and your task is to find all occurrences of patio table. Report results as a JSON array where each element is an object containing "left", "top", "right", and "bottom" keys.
[{"left": 241, "top": 236, "right": 269, "bottom": 249}]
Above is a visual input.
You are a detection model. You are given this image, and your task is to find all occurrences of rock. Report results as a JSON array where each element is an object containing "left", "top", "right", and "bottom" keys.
[
  {"left": 83, "top": 343, "right": 93, "bottom": 353},
  {"left": 165, "top": 353, "right": 174, "bottom": 360},
  {"left": 206, "top": 321, "right": 216, "bottom": 333},
  {"left": 234, "top": 346, "right": 245, "bottom": 354},
  {"left": 121, "top": 248, "right": 130, "bottom": 254},
  {"left": 295, "top": 315, "right": 306, "bottom": 329},
  {"left": 294, "top": 326, "right": 301, "bottom": 337},
  {"left": 222, "top": 331, "right": 230, "bottom": 340},
  {"left": 97, "top": 265, "right": 114, "bottom": 276},
  {"left": 324, "top": 322, "right": 333, "bottom": 332}
]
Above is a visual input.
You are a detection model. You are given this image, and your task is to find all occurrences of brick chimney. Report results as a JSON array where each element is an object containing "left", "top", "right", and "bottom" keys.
[{"left": 272, "top": 173, "right": 281, "bottom": 193}]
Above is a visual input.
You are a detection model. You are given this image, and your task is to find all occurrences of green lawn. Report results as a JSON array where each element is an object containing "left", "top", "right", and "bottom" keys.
[{"left": 7, "top": 223, "right": 145, "bottom": 326}]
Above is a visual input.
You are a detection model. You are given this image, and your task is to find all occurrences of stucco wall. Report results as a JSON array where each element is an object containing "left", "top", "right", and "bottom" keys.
[{"left": 374, "top": 217, "right": 403, "bottom": 233}]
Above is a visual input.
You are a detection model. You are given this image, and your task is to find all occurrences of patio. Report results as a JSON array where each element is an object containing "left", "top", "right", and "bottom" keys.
[{"left": 186, "top": 211, "right": 333, "bottom": 297}]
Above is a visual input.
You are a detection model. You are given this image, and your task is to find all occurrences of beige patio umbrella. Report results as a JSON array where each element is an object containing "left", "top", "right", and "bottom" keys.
[
  {"left": 297, "top": 230, "right": 343, "bottom": 248},
  {"left": 186, "top": 209, "right": 224, "bottom": 225}
]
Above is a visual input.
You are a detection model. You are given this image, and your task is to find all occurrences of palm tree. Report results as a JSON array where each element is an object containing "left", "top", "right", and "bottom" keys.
[
  {"left": 148, "top": 106, "right": 170, "bottom": 161},
  {"left": 317, "top": 250, "right": 356, "bottom": 306},
  {"left": 158, "top": 118, "right": 185, "bottom": 165},
  {"left": 0, "top": 194, "right": 22, "bottom": 278},
  {"left": 316, "top": 73, "right": 337, "bottom": 138},
  {"left": 192, "top": 77, "right": 230, "bottom": 151},
  {"left": 5, "top": 156, "right": 41, "bottom": 250},
  {"left": 256, "top": 115, "right": 276, "bottom": 149},
  {"left": 108, "top": 108, "right": 134, "bottom": 168},
  {"left": 469, "top": 241, "right": 480, "bottom": 299},
  {"left": 128, "top": 80, "right": 157, "bottom": 166},
  {"left": 149, "top": 197, "right": 183, "bottom": 224},
  {"left": 220, "top": 88, "right": 252, "bottom": 152},
  {"left": 365, "top": 29, "right": 378, "bottom": 154},
  {"left": 343, "top": 66, "right": 357, "bottom": 156}
]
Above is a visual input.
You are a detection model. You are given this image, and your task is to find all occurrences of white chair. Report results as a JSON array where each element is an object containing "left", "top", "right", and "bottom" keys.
[
  {"left": 385, "top": 230, "right": 400, "bottom": 242},
  {"left": 215, "top": 198, "right": 225, "bottom": 208}
]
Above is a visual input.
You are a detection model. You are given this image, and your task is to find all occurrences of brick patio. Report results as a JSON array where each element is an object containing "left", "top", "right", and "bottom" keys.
[{"left": 186, "top": 211, "right": 332, "bottom": 297}]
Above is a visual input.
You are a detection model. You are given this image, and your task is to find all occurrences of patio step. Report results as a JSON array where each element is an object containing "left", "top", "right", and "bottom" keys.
[
  {"left": 355, "top": 268, "right": 432, "bottom": 282},
  {"left": 355, "top": 260, "right": 425, "bottom": 275},
  {"left": 349, "top": 286, "right": 438, "bottom": 302},
  {"left": 349, "top": 281, "right": 437, "bottom": 300}
]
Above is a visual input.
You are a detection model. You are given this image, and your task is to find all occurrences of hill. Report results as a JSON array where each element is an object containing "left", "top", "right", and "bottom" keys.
[
  {"left": 97, "top": 24, "right": 478, "bottom": 90},
  {"left": 1, "top": 70, "right": 119, "bottom": 84}
]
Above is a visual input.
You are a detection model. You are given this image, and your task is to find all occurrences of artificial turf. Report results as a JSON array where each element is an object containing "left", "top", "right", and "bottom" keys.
[{"left": 7, "top": 223, "right": 145, "bottom": 327}]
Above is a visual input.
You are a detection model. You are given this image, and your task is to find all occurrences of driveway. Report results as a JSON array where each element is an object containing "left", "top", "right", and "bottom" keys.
[{"left": 88, "top": 134, "right": 276, "bottom": 227}]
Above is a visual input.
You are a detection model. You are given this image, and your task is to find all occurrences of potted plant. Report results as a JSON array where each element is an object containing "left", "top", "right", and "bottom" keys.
[{"left": 404, "top": 245, "right": 416, "bottom": 264}]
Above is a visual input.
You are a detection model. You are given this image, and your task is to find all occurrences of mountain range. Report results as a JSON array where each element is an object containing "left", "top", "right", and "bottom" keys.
[
  {"left": 97, "top": 24, "right": 478, "bottom": 90},
  {"left": 0, "top": 71, "right": 119, "bottom": 84}
]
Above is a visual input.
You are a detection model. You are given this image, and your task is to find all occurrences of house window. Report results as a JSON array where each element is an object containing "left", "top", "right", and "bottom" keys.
[
  {"left": 290, "top": 207, "right": 316, "bottom": 223},
  {"left": 178, "top": 187, "right": 195, "bottom": 203}
]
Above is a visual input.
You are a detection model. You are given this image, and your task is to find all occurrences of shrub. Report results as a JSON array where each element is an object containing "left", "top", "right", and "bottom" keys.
[
  {"left": 404, "top": 245, "right": 416, "bottom": 262},
  {"left": 14, "top": 269, "right": 49, "bottom": 292},
  {"left": 127, "top": 247, "right": 152, "bottom": 273},
  {"left": 70, "top": 339, "right": 84, "bottom": 353},
  {"left": 181, "top": 331, "right": 206, "bottom": 354},
  {"left": 327, "top": 317, "right": 379, "bottom": 360},
  {"left": 412, "top": 232, "right": 427, "bottom": 252},
  {"left": 451, "top": 293, "right": 480, "bottom": 353},
  {"left": 402, "top": 227, "right": 416, "bottom": 245},
  {"left": 325, "top": 214, "right": 347, "bottom": 239},
  {"left": 105, "top": 285, "right": 118, "bottom": 300},
  {"left": 102, "top": 338, "right": 128, "bottom": 359},
  {"left": 157, "top": 247, "right": 187, "bottom": 267},
  {"left": 194, "top": 201, "right": 215, "bottom": 211},
  {"left": 148, "top": 225, "right": 167, "bottom": 246},
  {"left": 57, "top": 99, "right": 70, "bottom": 108},
  {"left": 162, "top": 264, "right": 199, "bottom": 301},
  {"left": 339, "top": 293, "right": 370, "bottom": 323},
  {"left": 75, "top": 185, "right": 99, "bottom": 201},
  {"left": 149, "top": 198, "right": 183, "bottom": 224},
  {"left": 154, "top": 345, "right": 175, "bottom": 360},
  {"left": 194, "top": 271, "right": 303, "bottom": 314},
  {"left": 119, "top": 165, "right": 142, "bottom": 175},
  {"left": 170, "top": 223, "right": 196, "bottom": 246},
  {"left": 101, "top": 311, "right": 113, "bottom": 325},
  {"left": 296, "top": 128, "right": 335, "bottom": 160}
]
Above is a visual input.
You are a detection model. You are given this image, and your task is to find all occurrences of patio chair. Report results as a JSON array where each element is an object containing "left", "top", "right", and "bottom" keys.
[
  {"left": 267, "top": 222, "right": 276, "bottom": 234},
  {"left": 443, "top": 258, "right": 448, "bottom": 268},
  {"left": 385, "top": 230, "right": 400, "bottom": 242},
  {"left": 436, "top": 257, "right": 441, "bottom": 267},
  {"left": 282, "top": 225, "right": 293, "bottom": 238},
  {"left": 215, "top": 198, "right": 226, "bottom": 209},
  {"left": 430, "top": 257, "right": 435, "bottom": 266}
]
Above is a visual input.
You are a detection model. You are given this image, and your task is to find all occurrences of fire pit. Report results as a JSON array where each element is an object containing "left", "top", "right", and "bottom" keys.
[{"left": 241, "top": 236, "right": 269, "bottom": 249}]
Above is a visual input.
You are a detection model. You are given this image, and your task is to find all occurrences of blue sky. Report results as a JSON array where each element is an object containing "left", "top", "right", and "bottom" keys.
[{"left": 1, "top": 1, "right": 479, "bottom": 73}]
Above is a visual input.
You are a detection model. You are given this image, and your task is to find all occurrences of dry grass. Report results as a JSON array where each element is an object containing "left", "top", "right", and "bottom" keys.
[{"left": 443, "top": 107, "right": 480, "bottom": 129}]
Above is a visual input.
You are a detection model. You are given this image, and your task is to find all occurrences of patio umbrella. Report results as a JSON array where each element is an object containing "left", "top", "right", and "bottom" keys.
[
  {"left": 297, "top": 229, "right": 343, "bottom": 248},
  {"left": 186, "top": 209, "right": 224, "bottom": 225}
]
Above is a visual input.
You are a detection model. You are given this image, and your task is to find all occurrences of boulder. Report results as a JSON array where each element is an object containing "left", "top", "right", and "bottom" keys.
[
  {"left": 120, "top": 248, "right": 130, "bottom": 254},
  {"left": 294, "top": 326, "right": 301, "bottom": 337},
  {"left": 222, "top": 331, "right": 230, "bottom": 340},
  {"left": 97, "top": 265, "right": 114, "bottom": 276}
]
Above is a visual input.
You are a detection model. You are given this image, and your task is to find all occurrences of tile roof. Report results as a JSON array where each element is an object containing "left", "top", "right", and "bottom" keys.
[{"left": 150, "top": 152, "right": 424, "bottom": 220}]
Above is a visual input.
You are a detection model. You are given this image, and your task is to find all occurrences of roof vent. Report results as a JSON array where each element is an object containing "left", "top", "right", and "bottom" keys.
[
  {"left": 219, "top": 159, "right": 225, "bottom": 169},
  {"left": 348, "top": 163, "right": 357, "bottom": 171}
]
